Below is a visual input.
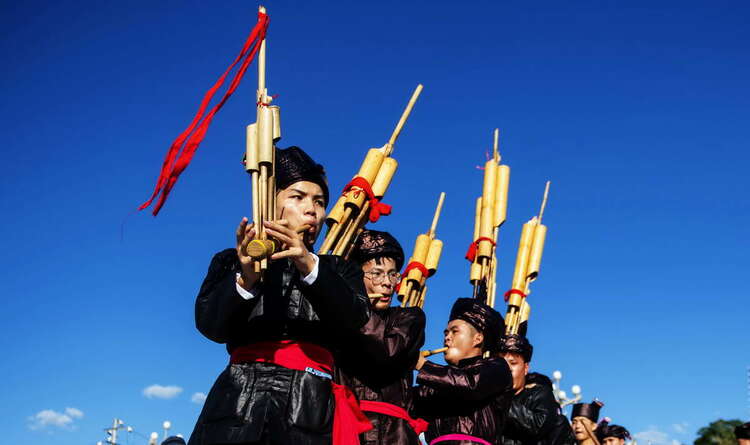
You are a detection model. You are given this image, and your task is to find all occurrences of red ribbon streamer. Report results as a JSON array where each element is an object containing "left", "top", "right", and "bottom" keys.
[
  {"left": 139, "top": 11, "right": 270, "bottom": 216},
  {"left": 341, "top": 176, "right": 392, "bottom": 223},
  {"left": 464, "top": 237, "right": 496, "bottom": 262},
  {"left": 230, "top": 340, "right": 372, "bottom": 445},
  {"left": 359, "top": 400, "right": 429, "bottom": 435},
  {"left": 503, "top": 288, "right": 527, "bottom": 302}
]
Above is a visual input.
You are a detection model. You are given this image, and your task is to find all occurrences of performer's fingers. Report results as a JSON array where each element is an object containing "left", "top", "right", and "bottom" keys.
[
  {"left": 263, "top": 227, "right": 293, "bottom": 245},
  {"left": 264, "top": 221, "right": 295, "bottom": 238},
  {"left": 236, "top": 217, "right": 248, "bottom": 244},
  {"left": 239, "top": 229, "right": 255, "bottom": 255},
  {"left": 270, "top": 248, "right": 301, "bottom": 261}
]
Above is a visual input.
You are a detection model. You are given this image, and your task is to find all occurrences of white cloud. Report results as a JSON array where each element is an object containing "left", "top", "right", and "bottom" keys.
[
  {"left": 672, "top": 422, "right": 689, "bottom": 435},
  {"left": 634, "top": 427, "right": 682, "bottom": 445},
  {"left": 65, "top": 407, "right": 84, "bottom": 419},
  {"left": 143, "top": 384, "right": 183, "bottom": 399},
  {"left": 191, "top": 392, "right": 207, "bottom": 404},
  {"left": 27, "top": 408, "right": 84, "bottom": 431}
]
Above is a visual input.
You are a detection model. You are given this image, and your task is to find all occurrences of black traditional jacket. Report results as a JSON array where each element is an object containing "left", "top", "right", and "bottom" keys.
[
  {"left": 189, "top": 249, "right": 370, "bottom": 445},
  {"left": 501, "top": 373, "right": 576, "bottom": 445},
  {"left": 414, "top": 355, "right": 514, "bottom": 444},
  {"left": 335, "top": 306, "right": 426, "bottom": 445}
]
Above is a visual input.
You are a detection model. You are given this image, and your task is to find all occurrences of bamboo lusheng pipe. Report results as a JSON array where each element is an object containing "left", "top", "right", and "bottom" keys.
[
  {"left": 399, "top": 193, "right": 445, "bottom": 308},
  {"left": 246, "top": 224, "right": 311, "bottom": 260},
  {"left": 421, "top": 347, "right": 447, "bottom": 357},
  {"left": 318, "top": 85, "right": 423, "bottom": 256},
  {"left": 469, "top": 129, "right": 510, "bottom": 304},
  {"left": 243, "top": 6, "right": 279, "bottom": 274},
  {"left": 505, "top": 181, "right": 550, "bottom": 335}
]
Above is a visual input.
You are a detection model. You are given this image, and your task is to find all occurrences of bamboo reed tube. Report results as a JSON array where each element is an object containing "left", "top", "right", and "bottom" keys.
[
  {"left": 385, "top": 84, "right": 423, "bottom": 156},
  {"left": 407, "top": 234, "right": 431, "bottom": 281},
  {"left": 493, "top": 165, "right": 510, "bottom": 226},
  {"left": 509, "top": 219, "right": 536, "bottom": 305},
  {"left": 344, "top": 148, "right": 385, "bottom": 208},
  {"left": 371, "top": 157, "right": 398, "bottom": 196},
  {"left": 258, "top": 106, "right": 274, "bottom": 164},
  {"left": 472, "top": 197, "right": 482, "bottom": 241},
  {"left": 325, "top": 196, "right": 348, "bottom": 225},
  {"left": 520, "top": 300, "right": 531, "bottom": 323},
  {"left": 421, "top": 347, "right": 447, "bottom": 357},
  {"left": 318, "top": 206, "right": 352, "bottom": 253},
  {"left": 270, "top": 105, "right": 281, "bottom": 141},
  {"left": 425, "top": 239, "right": 443, "bottom": 275},
  {"left": 526, "top": 224, "right": 547, "bottom": 284},
  {"left": 333, "top": 201, "right": 370, "bottom": 256},
  {"left": 245, "top": 124, "right": 259, "bottom": 172},
  {"left": 429, "top": 192, "right": 446, "bottom": 237}
]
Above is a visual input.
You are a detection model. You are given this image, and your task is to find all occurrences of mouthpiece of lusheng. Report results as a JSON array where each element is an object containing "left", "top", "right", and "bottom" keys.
[{"left": 421, "top": 346, "right": 448, "bottom": 357}]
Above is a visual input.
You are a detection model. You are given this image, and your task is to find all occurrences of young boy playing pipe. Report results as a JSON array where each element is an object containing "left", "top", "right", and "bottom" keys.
[
  {"left": 413, "top": 298, "right": 514, "bottom": 445},
  {"left": 189, "top": 146, "right": 372, "bottom": 445}
]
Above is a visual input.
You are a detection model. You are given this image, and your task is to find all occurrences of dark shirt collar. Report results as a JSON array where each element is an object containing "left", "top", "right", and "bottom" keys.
[{"left": 456, "top": 354, "right": 483, "bottom": 367}]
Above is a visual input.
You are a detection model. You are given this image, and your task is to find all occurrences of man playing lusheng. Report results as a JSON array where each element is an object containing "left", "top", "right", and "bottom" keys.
[
  {"left": 596, "top": 424, "right": 631, "bottom": 445},
  {"left": 413, "top": 298, "right": 514, "bottom": 445},
  {"left": 336, "top": 229, "right": 427, "bottom": 445},
  {"left": 189, "top": 146, "right": 371, "bottom": 445},
  {"left": 570, "top": 400, "right": 604, "bottom": 445},
  {"left": 498, "top": 334, "right": 575, "bottom": 445}
]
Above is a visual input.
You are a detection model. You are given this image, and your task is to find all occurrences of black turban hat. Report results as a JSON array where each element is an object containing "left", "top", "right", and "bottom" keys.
[
  {"left": 449, "top": 298, "right": 504, "bottom": 353},
  {"left": 351, "top": 229, "right": 405, "bottom": 270},
  {"left": 571, "top": 400, "right": 604, "bottom": 422},
  {"left": 161, "top": 437, "right": 186, "bottom": 445},
  {"left": 597, "top": 424, "right": 631, "bottom": 442},
  {"left": 275, "top": 146, "right": 329, "bottom": 206},
  {"left": 736, "top": 423, "right": 750, "bottom": 440},
  {"left": 498, "top": 334, "right": 534, "bottom": 363}
]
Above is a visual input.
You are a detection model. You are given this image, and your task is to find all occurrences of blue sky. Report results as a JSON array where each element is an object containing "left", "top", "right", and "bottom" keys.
[{"left": 1, "top": 1, "right": 748, "bottom": 444}]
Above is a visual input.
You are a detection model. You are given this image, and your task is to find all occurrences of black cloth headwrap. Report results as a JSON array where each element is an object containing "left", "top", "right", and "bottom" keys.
[
  {"left": 597, "top": 424, "right": 631, "bottom": 442},
  {"left": 736, "top": 423, "right": 750, "bottom": 440},
  {"left": 275, "top": 146, "right": 329, "bottom": 206},
  {"left": 449, "top": 298, "right": 504, "bottom": 354},
  {"left": 571, "top": 400, "right": 604, "bottom": 422},
  {"left": 161, "top": 437, "right": 186, "bottom": 445},
  {"left": 351, "top": 229, "right": 405, "bottom": 270},
  {"left": 498, "top": 334, "right": 534, "bottom": 363}
]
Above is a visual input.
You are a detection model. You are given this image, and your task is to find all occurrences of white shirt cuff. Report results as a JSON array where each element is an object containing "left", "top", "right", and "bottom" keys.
[
  {"left": 235, "top": 273, "right": 258, "bottom": 300},
  {"left": 301, "top": 253, "right": 320, "bottom": 285}
]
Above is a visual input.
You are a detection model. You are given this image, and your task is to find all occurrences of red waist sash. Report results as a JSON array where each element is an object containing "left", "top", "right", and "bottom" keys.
[
  {"left": 429, "top": 434, "right": 492, "bottom": 445},
  {"left": 230, "top": 340, "right": 373, "bottom": 445},
  {"left": 359, "top": 400, "right": 429, "bottom": 435}
]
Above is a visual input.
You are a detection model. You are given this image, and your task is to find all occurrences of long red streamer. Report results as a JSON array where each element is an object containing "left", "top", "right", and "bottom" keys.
[{"left": 139, "top": 11, "right": 270, "bottom": 215}]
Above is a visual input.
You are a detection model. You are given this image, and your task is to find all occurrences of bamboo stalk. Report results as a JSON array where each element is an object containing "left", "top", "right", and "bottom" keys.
[
  {"left": 385, "top": 84, "right": 423, "bottom": 155},
  {"left": 538, "top": 180, "right": 550, "bottom": 223},
  {"left": 429, "top": 192, "right": 445, "bottom": 238}
]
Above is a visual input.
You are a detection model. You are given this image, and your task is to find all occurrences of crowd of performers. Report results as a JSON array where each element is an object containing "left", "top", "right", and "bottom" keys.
[{"left": 182, "top": 146, "right": 656, "bottom": 445}]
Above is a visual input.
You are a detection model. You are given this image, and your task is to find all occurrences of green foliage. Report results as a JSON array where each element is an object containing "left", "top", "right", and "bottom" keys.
[{"left": 694, "top": 419, "right": 743, "bottom": 445}]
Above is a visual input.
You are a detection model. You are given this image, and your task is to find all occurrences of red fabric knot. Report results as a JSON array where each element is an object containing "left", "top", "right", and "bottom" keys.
[
  {"left": 464, "top": 237, "right": 496, "bottom": 262},
  {"left": 394, "top": 261, "right": 431, "bottom": 292},
  {"left": 359, "top": 400, "right": 429, "bottom": 435},
  {"left": 341, "top": 176, "right": 392, "bottom": 223},
  {"left": 504, "top": 288, "right": 527, "bottom": 302},
  {"left": 138, "top": 11, "right": 270, "bottom": 216}
]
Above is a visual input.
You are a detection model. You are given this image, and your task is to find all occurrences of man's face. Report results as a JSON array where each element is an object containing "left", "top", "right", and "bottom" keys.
[
  {"left": 738, "top": 440, "right": 750, "bottom": 445},
  {"left": 275, "top": 181, "right": 326, "bottom": 247},
  {"left": 571, "top": 417, "right": 597, "bottom": 442},
  {"left": 603, "top": 438, "right": 625, "bottom": 445},
  {"left": 443, "top": 319, "right": 483, "bottom": 365},
  {"left": 362, "top": 257, "right": 399, "bottom": 310},
  {"left": 500, "top": 352, "right": 529, "bottom": 393}
]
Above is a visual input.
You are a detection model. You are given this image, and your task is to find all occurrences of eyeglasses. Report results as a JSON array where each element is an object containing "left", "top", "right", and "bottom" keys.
[{"left": 363, "top": 270, "right": 402, "bottom": 284}]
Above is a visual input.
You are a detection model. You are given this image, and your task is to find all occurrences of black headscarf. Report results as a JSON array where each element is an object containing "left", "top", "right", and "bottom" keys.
[
  {"left": 736, "top": 423, "right": 750, "bottom": 440},
  {"left": 161, "top": 437, "right": 186, "bottom": 445},
  {"left": 350, "top": 229, "right": 405, "bottom": 270},
  {"left": 571, "top": 400, "right": 604, "bottom": 422},
  {"left": 498, "top": 334, "right": 534, "bottom": 363},
  {"left": 597, "top": 424, "right": 631, "bottom": 442},
  {"left": 275, "top": 146, "right": 329, "bottom": 206},
  {"left": 449, "top": 298, "right": 504, "bottom": 354}
]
